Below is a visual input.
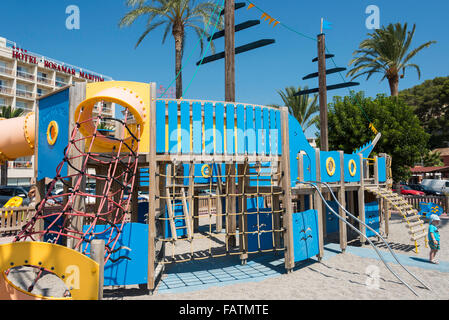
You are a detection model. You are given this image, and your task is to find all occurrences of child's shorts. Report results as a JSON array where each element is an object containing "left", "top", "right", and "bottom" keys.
[{"left": 429, "top": 241, "right": 440, "bottom": 250}]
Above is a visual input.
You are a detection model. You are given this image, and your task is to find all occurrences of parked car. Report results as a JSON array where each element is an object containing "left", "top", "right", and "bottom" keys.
[
  {"left": 409, "top": 184, "right": 443, "bottom": 196},
  {"left": 421, "top": 179, "right": 449, "bottom": 195},
  {"left": 0, "top": 186, "right": 31, "bottom": 207},
  {"left": 393, "top": 185, "right": 425, "bottom": 196}
]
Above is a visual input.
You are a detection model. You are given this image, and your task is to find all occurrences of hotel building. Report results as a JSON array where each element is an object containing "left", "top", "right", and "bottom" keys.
[{"left": 0, "top": 36, "right": 114, "bottom": 186}]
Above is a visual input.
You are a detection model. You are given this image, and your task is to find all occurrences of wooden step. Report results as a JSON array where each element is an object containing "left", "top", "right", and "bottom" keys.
[
  {"left": 411, "top": 231, "right": 428, "bottom": 241},
  {"left": 406, "top": 220, "right": 424, "bottom": 228},
  {"left": 403, "top": 215, "right": 420, "bottom": 223},
  {"left": 408, "top": 226, "right": 427, "bottom": 235}
]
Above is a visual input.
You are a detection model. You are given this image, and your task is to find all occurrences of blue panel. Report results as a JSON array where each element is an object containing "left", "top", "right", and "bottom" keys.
[
  {"left": 168, "top": 101, "right": 178, "bottom": 154},
  {"left": 302, "top": 209, "right": 319, "bottom": 258},
  {"left": 236, "top": 104, "right": 245, "bottom": 155},
  {"left": 83, "top": 223, "right": 148, "bottom": 286},
  {"left": 246, "top": 197, "right": 274, "bottom": 252},
  {"left": 262, "top": 108, "right": 270, "bottom": 155},
  {"left": 38, "top": 88, "right": 70, "bottom": 180},
  {"left": 192, "top": 102, "right": 202, "bottom": 155},
  {"left": 180, "top": 101, "right": 190, "bottom": 154},
  {"left": 365, "top": 201, "right": 379, "bottom": 238},
  {"left": 156, "top": 100, "right": 166, "bottom": 154},
  {"left": 344, "top": 154, "right": 361, "bottom": 183},
  {"left": 204, "top": 102, "right": 214, "bottom": 155},
  {"left": 378, "top": 157, "right": 387, "bottom": 183},
  {"left": 292, "top": 211, "right": 307, "bottom": 262},
  {"left": 165, "top": 200, "right": 189, "bottom": 238},
  {"left": 288, "top": 114, "right": 316, "bottom": 186},
  {"left": 269, "top": 109, "right": 276, "bottom": 155},
  {"left": 275, "top": 110, "right": 282, "bottom": 155},
  {"left": 226, "top": 104, "right": 235, "bottom": 155},
  {"left": 254, "top": 107, "right": 262, "bottom": 154},
  {"left": 215, "top": 103, "right": 224, "bottom": 155},
  {"left": 418, "top": 202, "right": 443, "bottom": 218},
  {"left": 246, "top": 106, "right": 256, "bottom": 155},
  {"left": 320, "top": 151, "right": 341, "bottom": 183},
  {"left": 325, "top": 201, "right": 340, "bottom": 234},
  {"left": 292, "top": 210, "right": 319, "bottom": 262}
]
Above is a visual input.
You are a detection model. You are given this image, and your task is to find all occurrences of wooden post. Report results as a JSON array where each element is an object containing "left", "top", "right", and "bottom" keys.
[
  {"left": 147, "top": 82, "right": 157, "bottom": 292},
  {"left": 238, "top": 160, "right": 248, "bottom": 263},
  {"left": 225, "top": 0, "right": 235, "bottom": 103},
  {"left": 338, "top": 151, "right": 347, "bottom": 252},
  {"left": 90, "top": 239, "right": 105, "bottom": 300},
  {"left": 315, "top": 148, "right": 324, "bottom": 260},
  {"left": 226, "top": 163, "right": 237, "bottom": 248},
  {"left": 358, "top": 153, "right": 366, "bottom": 245},
  {"left": 280, "top": 107, "right": 295, "bottom": 271},
  {"left": 67, "top": 82, "right": 86, "bottom": 250},
  {"left": 317, "top": 33, "right": 328, "bottom": 152}
]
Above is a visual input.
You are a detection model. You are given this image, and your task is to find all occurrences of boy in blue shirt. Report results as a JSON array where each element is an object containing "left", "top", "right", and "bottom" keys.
[{"left": 428, "top": 214, "right": 440, "bottom": 264}]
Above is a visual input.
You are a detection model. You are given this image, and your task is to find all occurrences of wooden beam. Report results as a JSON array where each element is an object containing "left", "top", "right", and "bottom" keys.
[
  {"left": 338, "top": 151, "right": 347, "bottom": 252},
  {"left": 358, "top": 153, "right": 366, "bottom": 245},
  {"left": 315, "top": 148, "right": 324, "bottom": 260},
  {"left": 317, "top": 33, "right": 328, "bottom": 152},
  {"left": 280, "top": 107, "right": 295, "bottom": 271},
  {"left": 147, "top": 83, "right": 157, "bottom": 292}
]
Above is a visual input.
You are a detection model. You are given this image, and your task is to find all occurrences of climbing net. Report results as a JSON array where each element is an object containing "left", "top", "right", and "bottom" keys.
[
  {"left": 15, "top": 103, "right": 141, "bottom": 264},
  {"left": 155, "top": 160, "right": 285, "bottom": 264}
]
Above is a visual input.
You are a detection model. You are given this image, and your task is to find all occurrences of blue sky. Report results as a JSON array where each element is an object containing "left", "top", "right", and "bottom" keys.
[{"left": 1, "top": 0, "right": 448, "bottom": 137}]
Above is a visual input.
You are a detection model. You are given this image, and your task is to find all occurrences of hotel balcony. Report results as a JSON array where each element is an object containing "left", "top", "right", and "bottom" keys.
[
  {"left": 16, "top": 70, "right": 36, "bottom": 82},
  {"left": 0, "top": 85, "right": 14, "bottom": 96},
  {"left": 16, "top": 88, "right": 35, "bottom": 100},
  {"left": 0, "top": 65, "right": 14, "bottom": 78},
  {"left": 55, "top": 80, "right": 69, "bottom": 88},
  {"left": 37, "top": 75, "right": 54, "bottom": 87}
]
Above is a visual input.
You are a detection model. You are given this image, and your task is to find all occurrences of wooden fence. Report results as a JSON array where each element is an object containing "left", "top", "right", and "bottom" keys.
[
  {"left": 0, "top": 207, "right": 34, "bottom": 234},
  {"left": 403, "top": 195, "right": 449, "bottom": 213}
]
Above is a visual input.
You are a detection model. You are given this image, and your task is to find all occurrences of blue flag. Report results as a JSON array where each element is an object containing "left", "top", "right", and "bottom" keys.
[{"left": 323, "top": 19, "right": 333, "bottom": 30}]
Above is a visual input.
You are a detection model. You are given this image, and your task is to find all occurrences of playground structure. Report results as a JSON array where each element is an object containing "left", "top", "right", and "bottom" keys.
[{"left": 0, "top": 80, "right": 431, "bottom": 299}]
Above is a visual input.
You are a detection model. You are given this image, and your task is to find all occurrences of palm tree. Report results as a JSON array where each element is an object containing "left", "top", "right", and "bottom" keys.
[
  {"left": 423, "top": 151, "right": 443, "bottom": 167},
  {"left": 276, "top": 86, "right": 319, "bottom": 132},
  {"left": 0, "top": 106, "right": 25, "bottom": 185},
  {"left": 119, "top": 0, "right": 223, "bottom": 99},
  {"left": 347, "top": 23, "right": 436, "bottom": 96}
]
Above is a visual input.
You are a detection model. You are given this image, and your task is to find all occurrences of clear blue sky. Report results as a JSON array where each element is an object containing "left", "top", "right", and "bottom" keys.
[{"left": 1, "top": 0, "right": 448, "bottom": 137}]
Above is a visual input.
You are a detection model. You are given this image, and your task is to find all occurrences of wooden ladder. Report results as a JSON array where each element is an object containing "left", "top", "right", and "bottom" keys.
[
  {"left": 365, "top": 186, "right": 428, "bottom": 253},
  {"left": 165, "top": 185, "right": 193, "bottom": 241}
]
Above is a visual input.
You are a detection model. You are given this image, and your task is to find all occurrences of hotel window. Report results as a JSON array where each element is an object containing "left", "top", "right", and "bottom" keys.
[
  {"left": 56, "top": 76, "right": 66, "bottom": 87},
  {"left": 0, "top": 61, "right": 6, "bottom": 73},
  {"left": 16, "top": 100, "right": 28, "bottom": 111},
  {"left": 37, "top": 88, "right": 45, "bottom": 96},
  {"left": 0, "top": 97, "right": 5, "bottom": 107}
]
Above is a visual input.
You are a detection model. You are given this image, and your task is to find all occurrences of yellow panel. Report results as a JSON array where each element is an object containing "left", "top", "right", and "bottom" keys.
[
  {"left": 0, "top": 242, "right": 99, "bottom": 300},
  {"left": 84, "top": 81, "right": 151, "bottom": 154}
]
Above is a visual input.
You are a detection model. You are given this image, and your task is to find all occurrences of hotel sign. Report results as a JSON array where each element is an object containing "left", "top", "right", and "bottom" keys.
[{"left": 12, "top": 46, "right": 104, "bottom": 82}]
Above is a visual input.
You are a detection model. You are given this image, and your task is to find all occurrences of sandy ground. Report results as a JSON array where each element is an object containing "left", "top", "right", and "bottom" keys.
[
  {"left": 1, "top": 211, "right": 447, "bottom": 300},
  {"left": 120, "top": 211, "right": 449, "bottom": 300}
]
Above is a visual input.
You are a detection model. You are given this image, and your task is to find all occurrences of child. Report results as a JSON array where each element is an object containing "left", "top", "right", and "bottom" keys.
[{"left": 428, "top": 214, "right": 440, "bottom": 264}]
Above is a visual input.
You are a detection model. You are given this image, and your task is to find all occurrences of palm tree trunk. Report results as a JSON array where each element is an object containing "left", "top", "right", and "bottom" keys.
[
  {"left": 388, "top": 75, "right": 399, "bottom": 96},
  {"left": 173, "top": 25, "right": 184, "bottom": 99}
]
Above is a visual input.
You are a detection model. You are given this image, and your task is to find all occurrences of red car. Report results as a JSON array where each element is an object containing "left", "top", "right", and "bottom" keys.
[{"left": 393, "top": 185, "right": 425, "bottom": 196}]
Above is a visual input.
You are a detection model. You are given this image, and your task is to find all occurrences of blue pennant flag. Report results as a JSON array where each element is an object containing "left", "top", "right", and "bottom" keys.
[{"left": 322, "top": 19, "right": 333, "bottom": 30}]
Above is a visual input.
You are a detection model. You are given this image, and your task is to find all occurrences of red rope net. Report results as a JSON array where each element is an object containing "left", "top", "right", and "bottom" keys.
[{"left": 15, "top": 104, "right": 141, "bottom": 263}]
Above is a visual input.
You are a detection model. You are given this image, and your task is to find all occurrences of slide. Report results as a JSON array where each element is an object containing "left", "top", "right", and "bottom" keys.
[
  {"left": 300, "top": 180, "right": 431, "bottom": 296},
  {"left": 0, "top": 112, "right": 35, "bottom": 164}
]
